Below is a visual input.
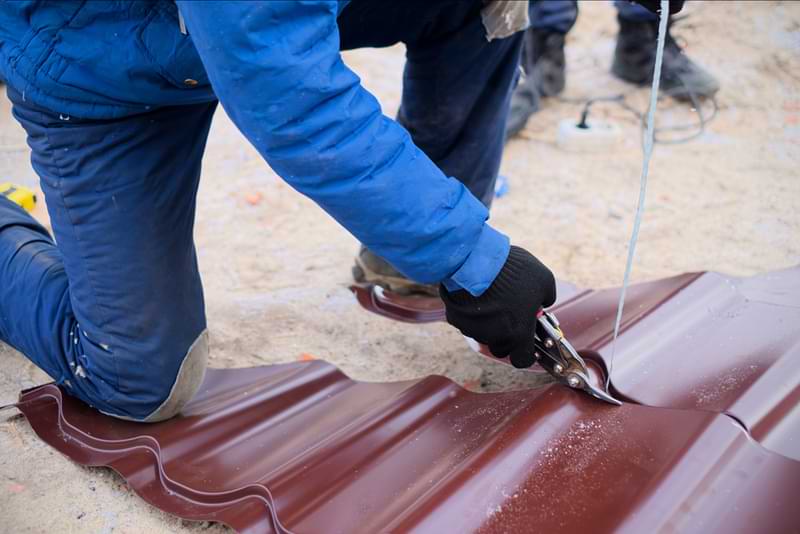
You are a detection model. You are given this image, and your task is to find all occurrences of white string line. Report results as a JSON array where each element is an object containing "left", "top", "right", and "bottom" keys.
[{"left": 607, "top": 0, "right": 670, "bottom": 387}]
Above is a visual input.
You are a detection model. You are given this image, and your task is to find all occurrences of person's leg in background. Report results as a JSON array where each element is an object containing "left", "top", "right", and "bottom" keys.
[
  {"left": 612, "top": 0, "right": 719, "bottom": 100},
  {"left": 0, "top": 88, "right": 216, "bottom": 421},
  {"left": 506, "top": 0, "right": 578, "bottom": 139},
  {"left": 338, "top": 0, "right": 523, "bottom": 294},
  {"left": 614, "top": 0, "right": 660, "bottom": 22}
]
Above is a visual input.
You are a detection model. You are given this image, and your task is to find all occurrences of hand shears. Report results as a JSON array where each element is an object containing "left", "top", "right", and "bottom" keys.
[{"left": 533, "top": 310, "right": 622, "bottom": 406}]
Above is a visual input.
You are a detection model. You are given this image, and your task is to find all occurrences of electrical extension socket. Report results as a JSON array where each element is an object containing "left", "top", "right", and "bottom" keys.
[{"left": 556, "top": 118, "right": 622, "bottom": 152}]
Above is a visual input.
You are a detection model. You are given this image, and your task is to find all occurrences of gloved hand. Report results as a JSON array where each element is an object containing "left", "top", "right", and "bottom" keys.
[{"left": 440, "top": 245, "right": 556, "bottom": 369}]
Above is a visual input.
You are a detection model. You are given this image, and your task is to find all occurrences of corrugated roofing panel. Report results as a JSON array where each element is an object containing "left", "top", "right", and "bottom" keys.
[
  {"left": 17, "top": 363, "right": 800, "bottom": 534},
  {"left": 14, "top": 267, "right": 800, "bottom": 533},
  {"left": 352, "top": 267, "right": 800, "bottom": 461}
]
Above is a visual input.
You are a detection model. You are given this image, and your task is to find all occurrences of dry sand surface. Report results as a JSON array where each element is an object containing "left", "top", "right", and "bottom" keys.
[{"left": 1, "top": 1, "right": 798, "bottom": 532}]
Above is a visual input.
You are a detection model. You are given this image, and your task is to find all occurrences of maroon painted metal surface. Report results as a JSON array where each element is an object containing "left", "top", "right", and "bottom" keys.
[
  {"left": 565, "top": 267, "right": 800, "bottom": 462},
  {"left": 16, "top": 363, "right": 800, "bottom": 534},
  {"left": 352, "top": 267, "right": 800, "bottom": 462},
  {"left": 14, "top": 267, "right": 800, "bottom": 533}
]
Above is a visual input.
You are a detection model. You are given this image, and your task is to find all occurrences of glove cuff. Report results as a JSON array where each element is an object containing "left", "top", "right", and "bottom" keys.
[{"left": 441, "top": 246, "right": 532, "bottom": 305}]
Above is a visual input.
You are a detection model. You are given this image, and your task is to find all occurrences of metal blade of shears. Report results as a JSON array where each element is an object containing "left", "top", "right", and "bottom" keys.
[{"left": 534, "top": 311, "right": 622, "bottom": 406}]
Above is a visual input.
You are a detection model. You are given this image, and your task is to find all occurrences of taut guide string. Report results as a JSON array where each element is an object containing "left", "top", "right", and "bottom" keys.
[{"left": 607, "top": 0, "right": 670, "bottom": 388}]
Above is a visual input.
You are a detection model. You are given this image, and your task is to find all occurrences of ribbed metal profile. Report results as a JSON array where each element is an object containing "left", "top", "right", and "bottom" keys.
[{"left": 16, "top": 267, "right": 800, "bottom": 533}]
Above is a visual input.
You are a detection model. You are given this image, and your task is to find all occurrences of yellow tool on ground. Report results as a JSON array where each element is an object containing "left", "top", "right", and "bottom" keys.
[{"left": 0, "top": 182, "right": 37, "bottom": 212}]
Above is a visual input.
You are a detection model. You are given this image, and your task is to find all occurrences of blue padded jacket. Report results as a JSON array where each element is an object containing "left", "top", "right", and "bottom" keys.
[{"left": 0, "top": 0, "right": 509, "bottom": 295}]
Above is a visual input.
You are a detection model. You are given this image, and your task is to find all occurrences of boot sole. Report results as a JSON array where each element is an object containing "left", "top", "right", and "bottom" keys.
[
  {"left": 352, "top": 258, "right": 439, "bottom": 297},
  {"left": 612, "top": 61, "right": 719, "bottom": 102}
]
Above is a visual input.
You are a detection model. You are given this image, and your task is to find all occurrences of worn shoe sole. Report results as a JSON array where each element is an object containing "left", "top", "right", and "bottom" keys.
[{"left": 352, "top": 257, "right": 439, "bottom": 297}]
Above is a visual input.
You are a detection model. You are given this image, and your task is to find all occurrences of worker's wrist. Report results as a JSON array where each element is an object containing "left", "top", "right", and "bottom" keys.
[{"left": 441, "top": 224, "right": 510, "bottom": 297}]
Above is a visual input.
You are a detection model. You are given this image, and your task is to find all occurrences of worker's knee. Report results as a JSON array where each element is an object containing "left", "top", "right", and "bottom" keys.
[
  {"left": 142, "top": 331, "right": 209, "bottom": 422},
  {"left": 98, "top": 330, "right": 209, "bottom": 423}
]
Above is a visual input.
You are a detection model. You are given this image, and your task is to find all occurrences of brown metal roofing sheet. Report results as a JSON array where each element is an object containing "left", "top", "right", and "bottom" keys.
[
  {"left": 13, "top": 267, "right": 800, "bottom": 533},
  {"left": 352, "top": 266, "right": 800, "bottom": 461},
  {"left": 16, "top": 363, "right": 800, "bottom": 534}
]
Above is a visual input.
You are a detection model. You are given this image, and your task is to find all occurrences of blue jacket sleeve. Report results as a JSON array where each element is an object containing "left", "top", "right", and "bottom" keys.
[{"left": 177, "top": 1, "right": 509, "bottom": 295}]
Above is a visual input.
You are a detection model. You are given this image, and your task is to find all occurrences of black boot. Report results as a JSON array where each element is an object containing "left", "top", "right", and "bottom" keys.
[
  {"left": 612, "top": 17, "right": 719, "bottom": 101},
  {"left": 525, "top": 30, "right": 567, "bottom": 98},
  {"left": 505, "top": 30, "right": 567, "bottom": 139}
]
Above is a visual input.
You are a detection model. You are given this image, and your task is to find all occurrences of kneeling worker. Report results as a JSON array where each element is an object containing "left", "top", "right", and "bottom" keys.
[{"left": 0, "top": 0, "right": 674, "bottom": 421}]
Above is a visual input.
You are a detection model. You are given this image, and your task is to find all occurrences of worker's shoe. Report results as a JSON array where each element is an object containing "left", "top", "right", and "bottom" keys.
[
  {"left": 612, "top": 17, "right": 720, "bottom": 101},
  {"left": 352, "top": 246, "right": 439, "bottom": 297},
  {"left": 506, "top": 30, "right": 567, "bottom": 139},
  {"left": 525, "top": 30, "right": 567, "bottom": 98}
]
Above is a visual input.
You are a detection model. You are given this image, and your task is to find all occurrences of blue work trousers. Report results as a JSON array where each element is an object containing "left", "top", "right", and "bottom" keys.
[
  {"left": 0, "top": 0, "right": 521, "bottom": 420},
  {"left": 1, "top": 90, "right": 214, "bottom": 420},
  {"left": 531, "top": 1, "right": 657, "bottom": 34}
]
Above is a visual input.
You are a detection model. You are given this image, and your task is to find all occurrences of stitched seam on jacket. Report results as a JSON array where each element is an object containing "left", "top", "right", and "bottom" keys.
[
  {"left": 29, "top": 1, "right": 88, "bottom": 78},
  {"left": 5, "top": 50, "right": 140, "bottom": 118},
  {"left": 5, "top": 26, "right": 39, "bottom": 70}
]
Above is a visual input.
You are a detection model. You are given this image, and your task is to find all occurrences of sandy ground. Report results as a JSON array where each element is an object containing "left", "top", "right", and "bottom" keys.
[{"left": 1, "top": 1, "right": 798, "bottom": 532}]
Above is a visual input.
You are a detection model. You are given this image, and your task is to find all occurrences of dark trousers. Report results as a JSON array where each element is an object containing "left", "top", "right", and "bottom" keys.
[
  {"left": 0, "top": 0, "right": 522, "bottom": 419},
  {"left": 531, "top": 0, "right": 657, "bottom": 35},
  {"left": 339, "top": 0, "right": 523, "bottom": 206}
]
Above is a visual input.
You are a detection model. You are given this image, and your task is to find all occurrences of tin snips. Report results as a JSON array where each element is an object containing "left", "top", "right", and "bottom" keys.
[{"left": 534, "top": 310, "right": 622, "bottom": 405}]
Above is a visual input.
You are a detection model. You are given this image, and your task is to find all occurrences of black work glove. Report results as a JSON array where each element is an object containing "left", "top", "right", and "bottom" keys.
[{"left": 440, "top": 246, "right": 556, "bottom": 369}]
